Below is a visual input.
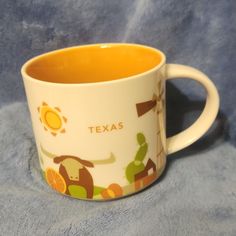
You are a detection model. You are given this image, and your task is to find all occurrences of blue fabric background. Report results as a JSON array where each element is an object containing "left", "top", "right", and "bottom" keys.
[{"left": 0, "top": 1, "right": 236, "bottom": 235}]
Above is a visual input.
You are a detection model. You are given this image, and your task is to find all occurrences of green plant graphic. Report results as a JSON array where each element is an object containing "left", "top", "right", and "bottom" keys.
[
  {"left": 125, "top": 133, "right": 148, "bottom": 183},
  {"left": 68, "top": 185, "right": 87, "bottom": 199}
]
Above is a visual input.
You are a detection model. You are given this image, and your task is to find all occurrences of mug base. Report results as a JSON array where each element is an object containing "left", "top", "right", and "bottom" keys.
[{"left": 41, "top": 163, "right": 166, "bottom": 201}]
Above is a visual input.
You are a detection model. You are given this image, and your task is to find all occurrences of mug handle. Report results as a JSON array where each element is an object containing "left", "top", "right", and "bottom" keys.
[{"left": 166, "top": 64, "right": 220, "bottom": 155}]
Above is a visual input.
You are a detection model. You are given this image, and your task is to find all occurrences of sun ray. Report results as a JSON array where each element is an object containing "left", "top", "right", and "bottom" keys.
[
  {"left": 54, "top": 107, "right": 61, "bottom": 112},
  {"left": 63, "top": 117, "right": 67, "bottom": 123},
  {"left": 60, "top": 128, "right": 66, "bottom": 133}
]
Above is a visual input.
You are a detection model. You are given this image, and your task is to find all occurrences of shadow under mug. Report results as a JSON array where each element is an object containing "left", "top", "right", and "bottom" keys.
[{"left": 21, "top": 43, "right": 219, "bottom": 201}]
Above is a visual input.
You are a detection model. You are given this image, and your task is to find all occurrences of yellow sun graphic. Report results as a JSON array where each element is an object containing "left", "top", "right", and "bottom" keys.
[{"left": 38, "top": 102, "right": 67, "bottom": 136}]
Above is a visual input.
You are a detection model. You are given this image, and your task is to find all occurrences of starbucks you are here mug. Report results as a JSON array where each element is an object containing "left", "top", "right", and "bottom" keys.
[{"left": 21, "top": 43, "right": 219, "bottom": 200}]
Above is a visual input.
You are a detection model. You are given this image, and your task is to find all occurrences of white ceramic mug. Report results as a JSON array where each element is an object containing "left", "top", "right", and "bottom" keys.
[{"left": 21, "top": 43, "right": 219, "bottom": 200}]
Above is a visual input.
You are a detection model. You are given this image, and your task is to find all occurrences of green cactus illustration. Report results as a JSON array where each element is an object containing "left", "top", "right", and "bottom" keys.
[{"left": 125, "top": 133, "right": 148, "bottom": 183}]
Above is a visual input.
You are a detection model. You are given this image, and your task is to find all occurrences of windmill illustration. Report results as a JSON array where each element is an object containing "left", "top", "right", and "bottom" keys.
[{"left": 136, "top": 81, "right": 164, "bottom": 117}]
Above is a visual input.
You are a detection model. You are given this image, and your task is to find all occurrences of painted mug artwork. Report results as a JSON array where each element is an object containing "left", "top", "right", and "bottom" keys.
[
  {"left": 37, "top": 91, "right": 165, "bottom": 200},
  {"left": 40, "top": 131, "right": 163, "bottom": 200},
  {"left": 21, "top": 43, "right": 219, "bottom": 200}
]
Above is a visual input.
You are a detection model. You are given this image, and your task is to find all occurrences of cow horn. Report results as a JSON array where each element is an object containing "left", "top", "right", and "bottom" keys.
[
  {"left": 91, "top": 152, "right": 116, "bottom": 165},
  {"left": 40, "top": 144, "right": 56, "bottom": 159}
]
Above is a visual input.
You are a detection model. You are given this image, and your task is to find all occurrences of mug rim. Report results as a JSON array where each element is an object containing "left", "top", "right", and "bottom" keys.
[{"left": 21, "top": 43, "right": 166, "bottom": 87}]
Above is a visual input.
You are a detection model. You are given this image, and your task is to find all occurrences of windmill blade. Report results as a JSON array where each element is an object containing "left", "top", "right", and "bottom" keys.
[{"left": 136, "top": 98, "right": 157, "bottom": 117}]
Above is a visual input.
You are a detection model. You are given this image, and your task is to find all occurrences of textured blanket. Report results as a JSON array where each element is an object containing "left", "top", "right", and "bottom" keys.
[{"left": 0, "top": 0, "right": 236, "bottom": 235}]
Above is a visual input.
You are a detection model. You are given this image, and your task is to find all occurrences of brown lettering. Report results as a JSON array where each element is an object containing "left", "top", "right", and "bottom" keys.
[
  {"left": 102, "top": 125, "right": 109, "bottom": 131},
  {"left": 110, "top": 124, "right": 117, "bottom": 131},
  {"left": 96, "top": 126, "right": 102, "bottom": 133},
  {"left": 118, "top": 122, "right": 124, "bottom": 129},
  {"left": 88, "top": 127, "right": 94, "bottom": 133},
  {"left": 88, "top": 122, "right": 124, "bottom": 134}
]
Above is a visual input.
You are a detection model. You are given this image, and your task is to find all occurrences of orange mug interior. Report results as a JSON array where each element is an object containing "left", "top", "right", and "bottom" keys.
[{"left": 24, "top": 44, "right": 164, "bottom": 83}]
